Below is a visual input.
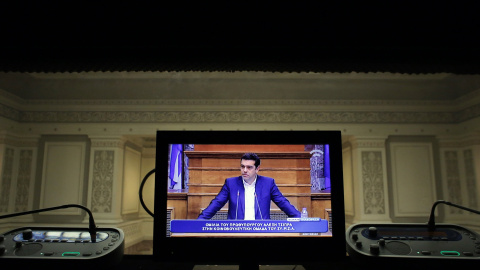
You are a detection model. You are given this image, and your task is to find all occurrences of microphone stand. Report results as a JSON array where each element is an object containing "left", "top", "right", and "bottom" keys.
[
  {"left": 427, "top": 200, "right": 480, "bottom": 231},
  {"left": 0, "top": 204, "right": 97, "bottom": 243}
]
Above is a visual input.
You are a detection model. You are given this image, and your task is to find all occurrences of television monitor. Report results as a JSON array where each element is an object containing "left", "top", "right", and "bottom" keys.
[{"left": 154, "top": 130, "right": 346, "bottom": 268}]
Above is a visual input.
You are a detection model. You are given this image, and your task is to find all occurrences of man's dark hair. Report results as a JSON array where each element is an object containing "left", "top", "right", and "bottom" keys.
[{"left": 241, "top": 153, "right": 261, "bottom": 168}]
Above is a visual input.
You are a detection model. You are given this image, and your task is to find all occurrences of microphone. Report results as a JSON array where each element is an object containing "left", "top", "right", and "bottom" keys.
[
  {"left": 254, "top": 192, "right": 263, "bottom": 220},
  {"left": 235, "top": 190, "right": 240, "bottom": 220},
  {"left": 427, "top": 200, "right": 480, "bottom": 231},
  {"left": 0, "top": 204, "right": 97, "bottom": 242}
]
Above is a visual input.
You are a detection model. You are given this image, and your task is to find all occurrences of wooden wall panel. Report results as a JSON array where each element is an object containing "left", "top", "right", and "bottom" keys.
[{"left": 185, "top": 146, "right": 315, "bottom": 219}]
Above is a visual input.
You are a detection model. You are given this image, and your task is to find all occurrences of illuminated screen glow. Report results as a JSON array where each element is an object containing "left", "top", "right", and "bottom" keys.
[{"left": 166, "top": 143, "right": 333, "bottom": 238}]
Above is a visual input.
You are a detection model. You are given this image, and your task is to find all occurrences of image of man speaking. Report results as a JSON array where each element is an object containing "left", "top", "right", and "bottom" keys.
[{"left": 198, "top": 153, "right": 301, "bottom": 220}]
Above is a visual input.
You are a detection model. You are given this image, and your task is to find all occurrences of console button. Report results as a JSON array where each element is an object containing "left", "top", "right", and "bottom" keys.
[
  {"left": 0, "top": 244, "right": 5, "bottom": 255},
  {"left": 378, "top": 239, "right": 386, "bottom": 246},
  {"left": 370, "top": 244, "right": 380, "bottom": 255},
  {"left": 22, "top": 229, "right": 33, "bottom": 240}
]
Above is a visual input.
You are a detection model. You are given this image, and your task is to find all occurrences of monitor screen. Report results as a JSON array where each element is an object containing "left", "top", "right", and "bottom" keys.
[{"left": 154, "top": 130, "right": 346, "bottom": 266}]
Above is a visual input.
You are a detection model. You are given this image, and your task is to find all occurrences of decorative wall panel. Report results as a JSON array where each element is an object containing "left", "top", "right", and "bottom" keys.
[
  {"left": 310, "top": 145, "right": 325, "bottom": 191},
  {"left": 361, "top": 151, "right": 385, "bottom": 214},
  {"left": 390, "top": 142, "right": 436, "bottom": 217},
  {"left": 91, "top": 150, "right": 114, "bottom": 213},
  {"left": 15, "top": 149, "right": 33, "bottom": 212},
  {"left": 39, "top": 142, "right": 87, "bottom": 215},
  {"left": 463, "top": 149, "right": 478, "bottom": 210},
  {"left": 444, "top": 151, "right": 463, "bottom": 214},
  {"left": 342, "top": 146, "right": 354, "bottom": 217},
  {"left": 0, "top": 147, "right": 14, "bottom": 213}
]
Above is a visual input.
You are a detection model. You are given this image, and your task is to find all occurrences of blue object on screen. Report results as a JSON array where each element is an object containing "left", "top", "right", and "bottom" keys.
[
  {"left": 171, "top": 219, "right": 328, "bottom": 233},
  {"left": 169, "top": 144, "right": 183, "bottom": 189}
]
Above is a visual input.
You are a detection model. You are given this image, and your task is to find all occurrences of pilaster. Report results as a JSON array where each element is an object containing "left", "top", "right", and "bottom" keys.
[
  {"left": 344, "top": 136, "right": 391, "bottom": 225},
  {"left": 88, "top": 136, "right": 127, "bottom": 223}
]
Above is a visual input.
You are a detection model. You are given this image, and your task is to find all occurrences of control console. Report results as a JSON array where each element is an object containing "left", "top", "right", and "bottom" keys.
[
  {"left": 0, "top": 226, "right": 124, "bottom": 268},
  {"left": 346, "top": 223, "right": 479, "bottom": 267}
]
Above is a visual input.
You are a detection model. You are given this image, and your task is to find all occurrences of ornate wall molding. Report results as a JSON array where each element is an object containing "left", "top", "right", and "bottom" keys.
[
  {"left": 23, "top": 98, "right": 453, "bottom": 107},
  {"left": 0, "top": 103, "right": 20, "bottom": 121},
  {"left": 15, "top": 110, "right": 457, "bottom": 124},
  {"left": 1, "top": 95, "right": 480, "bottom": 124},
  {"left": 351, "top": 139, "right": 386, "bottom": 149},
  {"left": 90, "top": 138, "right": 126, "bottom": 148},
  {"left": 437, "top": 132, "right": 480, "bottom": 148},
  {"left": 0, "top": 135, "right": 38, "bottom": 148},
  {"left": 455, "top": 103, "right": 480, "bottom": 122}
]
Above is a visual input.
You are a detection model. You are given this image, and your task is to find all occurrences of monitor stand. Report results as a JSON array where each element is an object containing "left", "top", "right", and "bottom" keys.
[{"left": 239, "top": 262, "right": 259, "bottom": 270}]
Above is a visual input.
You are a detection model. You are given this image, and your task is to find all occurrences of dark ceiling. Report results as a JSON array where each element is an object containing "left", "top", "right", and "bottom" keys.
[{"left": 1, "top": 2, "right": 479, "bottom": 74}]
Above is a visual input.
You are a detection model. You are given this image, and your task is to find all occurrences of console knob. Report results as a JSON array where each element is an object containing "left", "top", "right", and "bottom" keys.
[
  {"left": 370, "top": 244, "right": 380, "bottom": 255},
  {"left": 15, "top": 241, "right": 23, "bottom": 248},
  {"left": 352, "top": 233, "right": 358, "bottom": 241},
  {"left": 0, "top": 244, "right": 5, "bottom": 255},
  {"left": 0, "top": 235, "right": 4, "bottom": 242},
  {"left": 355, "top": 241, "right": 363, "bottom": 248},
  {"left": 22, "top": 229, "right": 33, "bottom": 240},
  {"left": 378, "top": 238, "right": 386, "bottom": 246},
  {"left": 368, "top": 227, "right": 377, "bottom": 238}
]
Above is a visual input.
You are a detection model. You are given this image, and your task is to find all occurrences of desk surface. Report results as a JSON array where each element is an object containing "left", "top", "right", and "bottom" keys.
[
  {"left": 116, "top": 256, "right": 356, "bottom": 270},
  {"left": 117, "top": 255, "right": 475, "bottom": 270}
]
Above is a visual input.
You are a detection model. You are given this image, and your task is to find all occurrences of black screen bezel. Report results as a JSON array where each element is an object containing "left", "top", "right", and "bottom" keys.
[{"left": 153, "top": 130, "right": 346, "bottom": 265}]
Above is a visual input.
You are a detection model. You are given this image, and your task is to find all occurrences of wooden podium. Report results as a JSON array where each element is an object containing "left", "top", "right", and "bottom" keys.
[{"left": 185, "top": 144, "right": 313, "bottom": 219}]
